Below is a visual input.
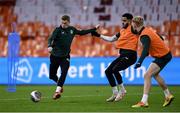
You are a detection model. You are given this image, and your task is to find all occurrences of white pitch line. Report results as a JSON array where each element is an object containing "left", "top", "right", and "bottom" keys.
[
  {"left": 0, "top": 92, "right": 155, "bottom": 101},
  {"left": 3, "top": 90, "right": 176, "bottom": 101},
  {"left": 0, "top": 94, "right": 103, "bottom": 101}
]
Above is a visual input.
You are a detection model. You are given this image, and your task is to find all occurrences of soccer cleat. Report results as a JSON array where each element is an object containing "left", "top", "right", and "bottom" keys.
[
  {"left": 163, "top": 94, "right": 174, "bottom": 107},
  {"left": 114, "top": 90, "right": 126, "bottom": 102},
  {"left": 106, "top": 94, "right": 117, "bottom": 102},
  {"left": 53, "top": 92, "right": 61, "bottom": 100},
  {"left": 53, "top": 87, "right": 63, "bottom": 100},
  {"left": 132, "top": 102, "right": 149, "bottom": 108},
  {"left": 60, "top": 87, "right": 64, "bottom": 93}
]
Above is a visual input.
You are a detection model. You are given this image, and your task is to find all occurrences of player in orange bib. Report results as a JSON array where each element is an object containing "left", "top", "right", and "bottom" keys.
[
  {"left": 92, "top": 13, "right": 138, "bottom": 102},
  {"left": 131, "top": 16, "right": 174, "bottom": 108}
]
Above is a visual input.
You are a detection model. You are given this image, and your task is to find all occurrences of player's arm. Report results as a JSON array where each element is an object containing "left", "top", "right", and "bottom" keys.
[
  {"left": 92, "top": 31, "right": 120, "bottom": 42},
  {"left": 135, "top": 35, "right": 150, "bottom": 69},
  {"left": 100, "top": 33, "right": 120, "bottom": 42},
  {"left": 48, "top": 28, "right": 58, "bottom": 52},
  {"left": 48, "top": 28, "right": 58, "bottom": 47},
  {"left": 75, "top": 27, "right": 96, "bottom": 35}
]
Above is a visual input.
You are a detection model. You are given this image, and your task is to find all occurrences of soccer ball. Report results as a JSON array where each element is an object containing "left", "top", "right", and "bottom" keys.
[{"left": 30, "top": 90, "right": 41, "bottom": 102}]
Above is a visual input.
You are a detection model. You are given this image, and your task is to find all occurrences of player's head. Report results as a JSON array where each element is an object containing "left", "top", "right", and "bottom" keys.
[
  {"left": 61, "top": 15, "right": 70, "bottom": 28},
  {"left": 121, "top": 13, "right": 133, "bottom": 28},
  {"left": 132, "top": 16, "right": 144, "bottom": 32}
]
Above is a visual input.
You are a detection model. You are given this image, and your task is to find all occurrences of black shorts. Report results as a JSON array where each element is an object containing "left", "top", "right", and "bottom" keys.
[{"left": 153, "top": 52, "right": 172, "bottom": 70}]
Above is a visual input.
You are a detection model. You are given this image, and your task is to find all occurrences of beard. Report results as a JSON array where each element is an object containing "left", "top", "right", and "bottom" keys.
[{"left": 122, "top": 23, "right": 128, "bottom": 29}]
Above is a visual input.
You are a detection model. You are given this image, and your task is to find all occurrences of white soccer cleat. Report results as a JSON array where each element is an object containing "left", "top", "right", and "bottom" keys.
[
  {"left": 53, "top": 92, "right": 61, "bottom": 100},
  {"left": 114, "top": 90, "right": 127, "bottom": 102},
  {"left": 106, "top": 94, "right": 117, "bottom": 102},
  {"left": 52, "top": 87, "right": 63, "bottom": 100}
]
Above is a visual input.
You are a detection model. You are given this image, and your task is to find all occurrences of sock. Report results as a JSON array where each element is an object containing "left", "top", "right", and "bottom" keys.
[
  {"left": 55, "top": 86, "right": 62, "bottom": 93},
  {"left": 141, "top": 94, "right": 148, "bottom": 104},
  {"left": 164, "top": 88, "right": 170, "bottom": 97},
  {"left": 112, "top": 86, "right": 118, "bottom": 95},
  {"left": 119, "top": 83, "right": 126, "bottom": 93}
]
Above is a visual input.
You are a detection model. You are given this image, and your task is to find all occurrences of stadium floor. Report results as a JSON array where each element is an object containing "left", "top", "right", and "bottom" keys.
[{"left": 0, "top": 85, "right": 179, "bottom": 112}]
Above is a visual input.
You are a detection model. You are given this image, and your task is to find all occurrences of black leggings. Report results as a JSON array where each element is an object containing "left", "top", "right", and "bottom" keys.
[
  {"left": 105, "top": 52, "right": 137, "bottom": 87},
  {"left": 49, "top": 54, "right": 70, "bottom": 87}
]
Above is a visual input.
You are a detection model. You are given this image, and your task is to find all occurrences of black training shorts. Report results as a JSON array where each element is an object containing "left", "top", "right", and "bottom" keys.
[{"left": 153, "top": 52, "right": 172, "bottom": 70}]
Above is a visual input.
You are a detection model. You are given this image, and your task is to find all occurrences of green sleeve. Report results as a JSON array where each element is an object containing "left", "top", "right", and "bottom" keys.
[
  {"left": 75, "top": 27, "right": 96, "bottom": 35},
  {"left": 138, "top": 35, "right": 151, "bottom": 64},
  {"left": 48, "top": 28, "right": 58, "bottom": 47}
]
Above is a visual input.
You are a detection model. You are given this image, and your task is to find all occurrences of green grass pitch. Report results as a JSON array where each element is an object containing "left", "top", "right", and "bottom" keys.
[{"left": 0, "top": 85, "right": 179, "bottom": 112}]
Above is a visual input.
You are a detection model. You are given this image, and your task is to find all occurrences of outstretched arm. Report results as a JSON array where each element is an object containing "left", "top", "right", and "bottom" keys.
[
  {"left": 48, "top": 28, "right": 58, "bottom": 47},
  {"left": 100, "top": 33, "right": 120, "bottom": 42},
  {"left": 92, "top": 31, "right": 120, "bottom": 42},
  {"left": 75, "top": 28, "right": 96, "bottom": 35},
  {"left": 135, "top": 35, "right": 150, "bottom": 69}
]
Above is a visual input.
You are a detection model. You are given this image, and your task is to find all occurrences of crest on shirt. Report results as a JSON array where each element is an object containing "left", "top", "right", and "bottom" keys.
[{"left": 70, "top": 30, "right": 73, "bottom": 34}]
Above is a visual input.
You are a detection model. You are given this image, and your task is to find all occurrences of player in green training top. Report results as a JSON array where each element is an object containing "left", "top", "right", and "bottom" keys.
[{"left": 48, "top": 15, "right": 97, "bottom": 100}]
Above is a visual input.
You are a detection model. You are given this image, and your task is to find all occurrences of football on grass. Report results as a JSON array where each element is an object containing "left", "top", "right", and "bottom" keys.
[{"left": 30, "top": 90, "right": 41, "bottom": 102}]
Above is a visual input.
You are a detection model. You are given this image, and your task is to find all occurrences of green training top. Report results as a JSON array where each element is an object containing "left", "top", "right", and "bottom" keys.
[{"left": 48, "top": 26, "right": 95, "bottom": 57}]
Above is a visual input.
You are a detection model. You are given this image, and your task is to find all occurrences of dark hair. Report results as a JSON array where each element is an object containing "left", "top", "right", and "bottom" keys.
[
  {"left": 61, "top": 15, "right": 70, "bottom": 22},
  {"left": 122, "top": 13, "right": 133, "bottom": 20}
]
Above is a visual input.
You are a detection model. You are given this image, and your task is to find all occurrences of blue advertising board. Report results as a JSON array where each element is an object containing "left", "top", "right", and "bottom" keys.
[{"left": 0, "top": 57, "right": 179, "bottom": 85}]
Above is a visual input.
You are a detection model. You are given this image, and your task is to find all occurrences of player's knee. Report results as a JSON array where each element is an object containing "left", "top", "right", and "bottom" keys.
[
  {"left": 105, "top": 68, "right": 112, "bottom": 75},
  {"left": 112, "top": 67, "right": 120, "bottom": 73},
  {"left": 144, "top": 72, "right": 152, "bottom": 79},
  {"left": 113, "top": 71, "right": 119, "bottom": 75}
]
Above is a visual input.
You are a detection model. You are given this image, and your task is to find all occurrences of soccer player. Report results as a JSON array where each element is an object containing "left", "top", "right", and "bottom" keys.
[
  {"left": 48, "top": 15, "right": 97, "bottom": 100},
  {"left": 92, "top": 13, "right": 138, "bottom": 102},
  {"left": 131, "top": 16, "right": 174, "bottom": 108}
]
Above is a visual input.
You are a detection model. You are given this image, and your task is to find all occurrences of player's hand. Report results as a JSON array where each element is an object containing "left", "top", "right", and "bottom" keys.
[
  {"left": 91, "top": 31, "right": 100, "bottom": 37},
  {"left": 134, "top": 62, "right": 141, "bottom": 69},
  {"left": 48, "top": 47, "right": 53, "bottom": 53},
  {"left": 95, "top": 24, "right": 100, "bottom": 30}
]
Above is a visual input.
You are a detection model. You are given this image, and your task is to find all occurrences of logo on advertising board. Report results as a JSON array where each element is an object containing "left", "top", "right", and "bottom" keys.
[{"left": 12, "top": 58, "right": 33, "bottom": 83}]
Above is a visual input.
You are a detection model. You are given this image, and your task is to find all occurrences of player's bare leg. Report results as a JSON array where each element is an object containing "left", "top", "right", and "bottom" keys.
[
  {"left": 154, "top": 74, "right": 174, "bottom": 107},
  {"left": 153, "top": 74, "right": 167, "bottom": 90},
  {"left": 144, "top": 63, "right": 160, "bottom": 96},
  {"left": 132, "top": 63, "right": 160, "bottom": 108}
]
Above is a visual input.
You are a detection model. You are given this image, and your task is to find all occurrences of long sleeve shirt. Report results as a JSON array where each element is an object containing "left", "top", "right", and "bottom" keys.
[{"left": 48, "top": 26, "right": 95, "bottom": 57}]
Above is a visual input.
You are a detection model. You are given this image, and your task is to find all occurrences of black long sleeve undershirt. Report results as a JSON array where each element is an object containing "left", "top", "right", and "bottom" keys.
[
  {"left": 116, "top": 32, "right": 120, "bottom": 38},
  {"left": 75, "top": 28, "right": 96, "bottom": 35},
  {"left": 138, "top": 35, "right": 151, "bottom": 64}
]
